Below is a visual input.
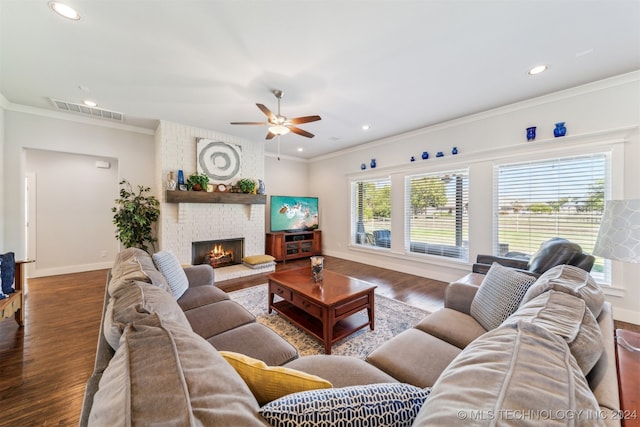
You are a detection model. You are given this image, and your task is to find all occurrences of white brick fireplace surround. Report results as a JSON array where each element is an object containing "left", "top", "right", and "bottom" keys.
[{"left": 155, "top": 121, "right": 266, "bottom": 266}]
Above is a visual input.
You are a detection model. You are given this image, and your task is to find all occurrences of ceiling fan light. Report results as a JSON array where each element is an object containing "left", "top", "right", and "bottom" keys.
[{"left": 269, "top": 125, "right": 290, "bottom": 135}]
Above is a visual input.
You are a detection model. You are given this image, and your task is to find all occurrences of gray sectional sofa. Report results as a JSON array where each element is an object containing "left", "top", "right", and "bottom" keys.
[{"left": 80, "top": 248, "right": 620, "bottom": 426}]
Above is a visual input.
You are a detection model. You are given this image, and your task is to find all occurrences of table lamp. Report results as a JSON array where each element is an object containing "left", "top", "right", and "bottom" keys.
[{"left": 593, "top": 199, "right": 640, "bottom": 352}]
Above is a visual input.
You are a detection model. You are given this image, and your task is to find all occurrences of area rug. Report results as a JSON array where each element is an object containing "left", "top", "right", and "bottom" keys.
[{"left": 228, "top": 284, "right": 429, "bottom": 359}]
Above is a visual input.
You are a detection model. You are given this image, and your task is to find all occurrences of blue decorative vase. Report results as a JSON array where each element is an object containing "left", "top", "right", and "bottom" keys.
[
  {"left": 452, "top": 147, "right": 458, "bottom": 155},
  {"left": 370, "top": 159, "right": 376, "bottom": 168},
  {"left": 553, "top": 122, "right": 566, "bottom": 138},
  {"left": 421, "top": 151, "right": 429, "bottom": 160},
  {"left": 526, "top": 127, "right": 536, "bottom": 141},
  {"left": 360, "top": 163, "right": 366, "bottom": 170},
  {"left": 410, "top": 156, "right": 415, "bottom": 162},
  {"left": 257, "top": 179, "right": 266, "bottom": 195},
  {"left": 177, "top": 170, "right": 185, "bottom": 185},
  {"left": 436, "top": 152, "right": 444, "bottom": 158}
]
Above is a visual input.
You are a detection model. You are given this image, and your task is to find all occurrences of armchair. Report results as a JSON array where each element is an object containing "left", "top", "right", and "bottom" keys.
[
  {"left": 472, "top": 237, "right": 595, "bottom": 276},
  {"left": 372, "top": 229, "right": 391, "bottom": 248}
]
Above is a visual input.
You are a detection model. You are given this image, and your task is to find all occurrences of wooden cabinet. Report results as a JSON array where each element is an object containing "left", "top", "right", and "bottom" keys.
[{"left": 266, "top": 230, "right": 322, "bottom": 262}]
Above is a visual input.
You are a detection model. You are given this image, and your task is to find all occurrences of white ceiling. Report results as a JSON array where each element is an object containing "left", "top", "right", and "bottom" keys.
[{"left": 1, "top": 1, "right": 639, "bottom": 159}]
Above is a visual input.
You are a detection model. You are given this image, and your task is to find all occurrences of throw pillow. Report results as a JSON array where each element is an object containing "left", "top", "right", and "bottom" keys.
[
  {"left": 219, "top": 351, "right": 332, "bottom": 405},
  {"left": 470, "top": 262, "right": 537, "bottom": 330},
  {"left": 521, "top": 264, "right": 604, "bottom": 318},
  {"left": 243, "top": 254, "right": 275, "bottom": 265},
  {"left": 413, "top": 321, "right": 603, "bottom": 426},
  {"left": 259, "top": 383, "right": 430, "bottom": 427},
  {"left": 504, "top": 290, "right": 603, "bottom": 375},
  {"left": 152, "top": 250, "right": 189, "bottom": 299},
  {"left": 0, "top": 252, "right": 16, "bottom": 295}
]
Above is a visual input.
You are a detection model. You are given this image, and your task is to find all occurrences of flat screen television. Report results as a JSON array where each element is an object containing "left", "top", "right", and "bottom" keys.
[{"left": 270, "top": 195, "right": 319, "bottom": 232}]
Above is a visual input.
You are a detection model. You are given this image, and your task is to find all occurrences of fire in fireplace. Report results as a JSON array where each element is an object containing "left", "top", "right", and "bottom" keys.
[{"left": 192, "top": 238, "right": 244, "bottom": 268}]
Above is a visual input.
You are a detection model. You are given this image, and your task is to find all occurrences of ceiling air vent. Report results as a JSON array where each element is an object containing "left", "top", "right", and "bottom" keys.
[{"left": 50, "top": 98, "right": 124, "bottom": 121}]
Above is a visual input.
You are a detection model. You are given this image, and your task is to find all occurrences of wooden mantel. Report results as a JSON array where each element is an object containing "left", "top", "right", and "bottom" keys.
[{"left": 165, "top": 190, "right": 266, "bottom": 205}]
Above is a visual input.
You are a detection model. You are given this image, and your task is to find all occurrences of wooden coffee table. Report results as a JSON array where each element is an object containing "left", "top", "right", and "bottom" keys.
[{"left": 268, "top": 266, "right": 377, "bottom": 354}]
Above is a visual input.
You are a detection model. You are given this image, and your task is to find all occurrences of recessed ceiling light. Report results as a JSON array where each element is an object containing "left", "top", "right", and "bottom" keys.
[
  {"left": 528, "top": 65, "right": 548, "bottom": 75},
  {"left": 297, "top": 147, "right": 303, "bottom": 152},
  {"left": 49, "top": 2, "right": 81, "bottom": 20},
  {"left": 83, "top": 100, "right": 97, "bottom": 107},
  {"left": 362, "top": 124, "right": 371, "bottom": 131}
]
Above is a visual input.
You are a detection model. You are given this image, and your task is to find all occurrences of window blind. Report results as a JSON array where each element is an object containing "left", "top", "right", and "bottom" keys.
[
  {"left": 405, "top": 169, "right": 469, "bottom": 260},
  {"left": 495, "top": 153, "right": 608, "bottom": 276},
  {"left": 351, "top": 178, "right": 392, "bottom": 248}
]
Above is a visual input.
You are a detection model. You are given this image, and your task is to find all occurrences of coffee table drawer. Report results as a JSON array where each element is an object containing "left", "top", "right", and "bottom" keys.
[
  {"left": 271, "top": 284, "right": 292, "bottom": 302},
  {"left": 292, "top": 294, "right": 322, "bottom": 318},
  {"left": 335, "top": 294, "right": 370, "bottom": 317}
]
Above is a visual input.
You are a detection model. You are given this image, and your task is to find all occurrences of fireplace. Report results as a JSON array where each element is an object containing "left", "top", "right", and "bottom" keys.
[{"left": 192, "top": 238, "right": 244, "bottom": 268}]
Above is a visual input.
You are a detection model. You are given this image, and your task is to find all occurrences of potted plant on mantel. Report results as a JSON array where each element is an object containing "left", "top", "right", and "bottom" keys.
[
  {"left": 112, "top": 180, "right": 160, "bottom": 254},
  {"left": 187, "top": 172, "right": 210, "bottom": 191},
  {"left": 237, "top": 178, "right": 257, "bottom": 194}
]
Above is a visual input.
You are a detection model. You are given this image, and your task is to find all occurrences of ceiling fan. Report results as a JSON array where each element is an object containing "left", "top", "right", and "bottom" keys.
[{"left": 230, "top": 90, "right": 321, "bottom": 140}]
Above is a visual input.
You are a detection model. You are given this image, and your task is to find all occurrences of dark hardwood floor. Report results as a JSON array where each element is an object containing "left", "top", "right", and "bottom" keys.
[{"left": 0, "top": 256, "right": 637, "bottom": 426}]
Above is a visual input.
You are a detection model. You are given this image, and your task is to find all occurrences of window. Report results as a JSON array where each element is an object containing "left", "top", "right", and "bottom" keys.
[
  {"left": 405, "top": 169, "right": 469, "bottom": 260},
  {"left": 351, "top": 178, "right": 392, "bottom": 248},
  {"left": 495, "top": 153, "right": 608, "bottom": 278}
]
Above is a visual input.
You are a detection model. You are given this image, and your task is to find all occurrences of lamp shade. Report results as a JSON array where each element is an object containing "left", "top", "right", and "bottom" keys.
[{"left": 593, "top": 199, "right": 640, "bottom": 263}]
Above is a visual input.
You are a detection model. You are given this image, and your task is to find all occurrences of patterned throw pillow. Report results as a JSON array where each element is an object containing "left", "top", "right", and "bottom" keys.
[
  {"left": 152, "top": 250, "right": 189, "bottom": 299},
  {"left": 259, "top": 383, "right": 430, "bottom": 427},
  {"left": 470, "top": 262, "right": 537, "bottom": 331},
  {"left": 0, "top": 252, "right": 16, "bottom": 296}
]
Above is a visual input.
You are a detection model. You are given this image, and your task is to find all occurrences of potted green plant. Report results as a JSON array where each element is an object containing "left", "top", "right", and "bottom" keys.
[
  {"left": 237, "top": 178, "right": 256, "bottom": 194},
  {"left": 112, "top": 180, "right": 160, "bottom": 253},
  {"left": 187, "top": 172, "right": 210, "bottom": 191}
]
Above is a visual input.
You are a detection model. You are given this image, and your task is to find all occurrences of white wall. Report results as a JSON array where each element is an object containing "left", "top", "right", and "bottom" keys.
[
  {"left": 3, "top": 109, "right": 155, "bottom": 275},
  {"left": 25, "top": 149, "right": 118, "bottom": 276},
  {"left": 308, "top": 72, "right": 640, "bottom": 323},
  {"left": 0, "top": 103, "right": 5, "bottom": 250}
]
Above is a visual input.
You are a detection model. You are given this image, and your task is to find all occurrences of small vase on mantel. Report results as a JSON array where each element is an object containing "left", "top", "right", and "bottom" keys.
[
  {"left": 553, "top": 122, "right": 567, "bottom": 138},
  {"left": 166, "top": 171, "right": 177, "bottom": 191}
]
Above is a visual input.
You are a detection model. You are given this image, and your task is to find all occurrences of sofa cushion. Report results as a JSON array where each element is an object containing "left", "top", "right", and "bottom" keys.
[
  {"left": 284, "top": 355, "right": 397, "bottom": 388},
  {"left": 108, "top": 248, "right": 170, "bottom": 295},
  {"left": 207, "top": 323, "right": 299, "bottom": 366},
  {"left": 414, "top": 308, "right": 487, "bottom": 349},
  {"left": 89, "top": 314, "right": 268, "bottom": 426},
  {"left": 177, "top": 284, "right": 229, "bottom": 311},
  {"left": 470, "top": 262, "right": 537, "bottom": 330},
  {"left": 521, "top": 264, "right": 604, "bottom": 318},
  {"left": 259, "top": 383, "right": 430, "bottom": 427},
  {"left": 184, "top": 299, "right": 256, "bottom": 339},
  {"left": 219, "top": 351, "right": 332, "bottom": 405},
  {"left": 412, "top": 320, "right": 603, "bottom": 427},
  {"left": 152, "top": 250, "right": 189, "bottom": 299},
  {"left": 366, "top": 328, "right": 461, "bottom": 388},
  {"left": 103, "top": 280, "right": 191, "bottom": 350},
  {"left": 505, "top": 290, "right": 603, "bottom": 375}
]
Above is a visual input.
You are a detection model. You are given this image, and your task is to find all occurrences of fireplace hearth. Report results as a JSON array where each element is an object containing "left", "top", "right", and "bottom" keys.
[{"left": 192, "top": 238, "right": 244, "bottom": 268}]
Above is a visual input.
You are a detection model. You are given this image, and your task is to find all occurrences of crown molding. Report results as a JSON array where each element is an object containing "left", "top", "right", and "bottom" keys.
[{"left": 313, "top": 70, "right": 640, "bottom": 163}]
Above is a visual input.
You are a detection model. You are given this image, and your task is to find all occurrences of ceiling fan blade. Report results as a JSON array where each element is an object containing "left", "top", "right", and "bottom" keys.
[
  {"left": 266, "top": 131, "right": 276, "bottom": 140},
  {"left": 230, "top": 121, "right": 268, "bottom": 125},
  {"left": 289, "top": 126, "right": 315, "bottom": 138},
  {"left": 288, "top": 115, "right": 321, "bottom": 125},
  {"left": 256, "top": 103, "right": 276, "bottom": 122}
]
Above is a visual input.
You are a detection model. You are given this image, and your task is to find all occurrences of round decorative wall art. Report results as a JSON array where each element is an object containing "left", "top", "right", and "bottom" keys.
[{"left": 196, "top": 139, "right": 242, "bottom": 181}]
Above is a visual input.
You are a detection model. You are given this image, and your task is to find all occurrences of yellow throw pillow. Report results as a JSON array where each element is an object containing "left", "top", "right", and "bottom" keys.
[
  {"left": 219, "top": 351, "right": 332, "bottom": 405},
  {"left": 242, "top": 255, "right": 275, "bottom": 265}
]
